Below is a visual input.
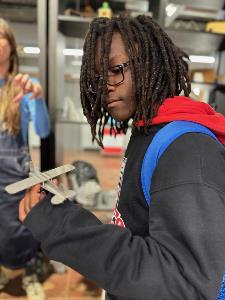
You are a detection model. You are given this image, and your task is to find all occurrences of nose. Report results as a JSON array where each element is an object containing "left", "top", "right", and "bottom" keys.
[{"left": 107, "top": 83, "right": 116, "bottom": 93}]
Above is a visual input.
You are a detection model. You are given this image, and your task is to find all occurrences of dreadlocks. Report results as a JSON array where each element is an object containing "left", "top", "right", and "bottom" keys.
[{"left": 80, "top": 15, "right": 191, "bottom": 147}]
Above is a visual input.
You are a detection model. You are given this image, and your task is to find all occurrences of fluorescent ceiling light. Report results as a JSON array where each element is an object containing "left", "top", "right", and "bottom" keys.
[
  {"left": 189, "top": 55, "right": 215, "bottom": 64},
  {"left": 63, "top": 49, "right": 83, "bottom": 56},
  {"left": 22, "top": 47, "right": 83, "bottom": 57},
  {"left": 23, "top": 47, "right": 40, "bottom": 54}
]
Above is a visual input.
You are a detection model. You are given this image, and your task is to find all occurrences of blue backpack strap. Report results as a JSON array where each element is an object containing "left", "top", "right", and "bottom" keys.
[
  {"left": 141, "top": 120, "right": 224, "bottom": 300},
  {"left": 141, "top": 120, "right": 219, "bottom": 206}
]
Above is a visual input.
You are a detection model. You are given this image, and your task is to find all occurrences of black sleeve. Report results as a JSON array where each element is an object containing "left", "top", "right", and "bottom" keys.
[{"left": 24, "top": 133, "right": 225, "bottom": 300}]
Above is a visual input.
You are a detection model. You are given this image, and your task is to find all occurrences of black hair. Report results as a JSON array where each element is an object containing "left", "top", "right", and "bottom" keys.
[{"left": 80, "top": 15, "right": 191, "bottom": 147}]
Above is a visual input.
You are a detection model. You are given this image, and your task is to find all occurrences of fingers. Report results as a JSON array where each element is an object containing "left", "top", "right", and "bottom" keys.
[
  {"left": 19, "top": 198, "right": 26, "bottom": 222},
  {"left": 40, "top": 191, "right": 47, "bottom": 201},
  {"left": 52, "top": 178, "right": 59, "bottom": 186},
  {"left": 13, "top": 73, "right": 29, "bottom": 103},
  {"left": 24, "top": 79, "right": 33, "bottom": 94},
  {"left": 29, "top": 84, "right": 36, "bottom": 99},
  {"left": 14, "top": 73, "right": 29, "bottom": 91},
  {"left": 21, "top": 74, "right": 30, "bottom": 90},
  {"left": 29, "top": 83, "right": 43, "bottom": 99},
  {"left": 25, "top": 184, "right": 40, "bottom": 214},
  {"left": 26, "top": 183, "right": 40, "bottom": 212},
  {"left": 19, "top": 184, "right": 42, "bottom": 222},
  {"left": 14, "top": 73, "right": 23, "bottom": 83},
  {"left": 13, "top": 74, "right": 43, "bottom": 100}
]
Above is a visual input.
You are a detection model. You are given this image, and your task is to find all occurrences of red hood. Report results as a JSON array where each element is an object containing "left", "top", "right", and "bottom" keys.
[{"left": 136, "top": 96, "right": 225, "bottom": 146}]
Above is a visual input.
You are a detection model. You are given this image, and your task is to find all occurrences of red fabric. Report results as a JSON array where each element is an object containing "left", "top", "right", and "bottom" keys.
[{"left": 136, "top": 96, "right": 225, "bottom": 146}]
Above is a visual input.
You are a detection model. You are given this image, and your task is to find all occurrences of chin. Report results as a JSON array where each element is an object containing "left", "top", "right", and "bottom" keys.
[{"left": 111, "top": 114, "right": 131, "bottom": 123}]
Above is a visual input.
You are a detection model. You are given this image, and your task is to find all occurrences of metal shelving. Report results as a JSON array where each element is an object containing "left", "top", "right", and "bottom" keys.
[
  {"left": 37, "top": 0, "right": 225, "bottom": 167},
  {"left": 58, "top": 14, "right": 92, "bottom": 38}
]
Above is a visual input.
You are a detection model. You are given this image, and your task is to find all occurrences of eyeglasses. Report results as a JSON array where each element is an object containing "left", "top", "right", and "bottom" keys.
[{"left": 88, "top": 61, "right": 129, "bottom": 94}]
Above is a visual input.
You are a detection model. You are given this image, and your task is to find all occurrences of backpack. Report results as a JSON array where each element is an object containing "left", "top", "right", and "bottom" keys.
[{"left": 140, "top": 120, "right": 225, "bottom": 300}]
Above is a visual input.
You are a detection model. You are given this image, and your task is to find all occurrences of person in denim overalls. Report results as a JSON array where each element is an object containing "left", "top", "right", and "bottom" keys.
[{"left": 0, "top": 18, "right": 50, "bottom": 299}]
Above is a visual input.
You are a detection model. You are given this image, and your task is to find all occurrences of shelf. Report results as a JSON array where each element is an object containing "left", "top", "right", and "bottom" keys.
[
  {"left": 58, "top": 15, "right": 92, "bottom": 38},
  {"left": 166, "top": 26, "right": 225, "bottom": 37},
  {"left": 56, "top": 120, "right": 89, "bottom": 125},
  {"left": 166, "top": 28, "right": 224, "bottom": 54},
  {"left": 58, "top": 15, "right": 93, "bottom": 23},
  {"left": 191, "top": 81, "right": 225, "bottom": 88},
  {"left": 57, "top": 15, "right": 224, "bottom": 54},
  {"left": 191, "top": 81, "right": 216, "bottom": 86}
]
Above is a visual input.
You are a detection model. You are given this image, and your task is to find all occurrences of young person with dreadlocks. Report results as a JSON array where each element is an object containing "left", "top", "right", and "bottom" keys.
[
  {"left": 0, "top": 18, "right": 50, "bottom": 300},
  {"left": 19, "top": 15, "right": 225, "bottom": 300}
]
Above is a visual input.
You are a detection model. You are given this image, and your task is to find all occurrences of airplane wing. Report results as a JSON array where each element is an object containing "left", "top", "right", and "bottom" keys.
[
  {"left": 41, "top": 164, "right": 75, "bottom": 180},
  {"left": 5, "top": 164, "right": 75, "bottom": 194},
  {"left": 5, "top": 177, "right": 43, "bottom": 194}
]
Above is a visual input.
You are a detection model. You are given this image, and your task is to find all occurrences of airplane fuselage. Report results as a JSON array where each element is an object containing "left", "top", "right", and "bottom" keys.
[{"left": 42, "top": 181, "right": 65, "bottom": 200}]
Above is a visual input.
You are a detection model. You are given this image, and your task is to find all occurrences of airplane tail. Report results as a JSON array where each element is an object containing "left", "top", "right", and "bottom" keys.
[
  {"left": 50, "top": 184, "right": 76, "bottom": 205},
  {"left": 59, "top": 183, "right": 76, "bottom": 200},
  {"left": 51, "top": 194, "right": 65, "bottom": 205},
  {"left": 65, "top": 189, "right": 76, "bottom": 200}
]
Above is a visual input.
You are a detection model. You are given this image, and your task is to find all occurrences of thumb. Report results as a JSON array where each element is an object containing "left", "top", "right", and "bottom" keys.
[
  {"left": 52, "top": 178, "right": 59, "bottom": 186},
  {"left": 19, "top": 198, "right": 26, "bottom": 222}
]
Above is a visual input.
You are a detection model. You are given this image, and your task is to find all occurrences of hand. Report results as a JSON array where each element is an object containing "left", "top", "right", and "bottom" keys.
[
  {"left": 19, "top": 184, "right": 46, "bottom": 222},
  {"left": 13, "top": 73, "right": 43, "bottom": 103},
  {"left": 19, "top": 179, "right": 58, "bottom": 222}
]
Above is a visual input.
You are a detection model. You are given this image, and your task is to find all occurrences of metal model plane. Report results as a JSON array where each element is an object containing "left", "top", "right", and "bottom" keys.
[{"left": 5, "top": 162, "right": 76, "bottom": 205}]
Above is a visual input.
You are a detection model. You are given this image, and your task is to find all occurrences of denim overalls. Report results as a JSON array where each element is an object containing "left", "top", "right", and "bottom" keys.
[{"left": 0, "top": 80, "right": 39, "bottom": 269}]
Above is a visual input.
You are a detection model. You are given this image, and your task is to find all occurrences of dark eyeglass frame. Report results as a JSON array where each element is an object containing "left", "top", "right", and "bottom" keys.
[{"left": 88, "top": 61, "right": 129, "bottom": 94}]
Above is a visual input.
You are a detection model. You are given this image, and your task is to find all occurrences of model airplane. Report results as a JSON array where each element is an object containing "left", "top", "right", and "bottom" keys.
[{"left": 5, "top": 162, "right": 76, "bottom": 205}]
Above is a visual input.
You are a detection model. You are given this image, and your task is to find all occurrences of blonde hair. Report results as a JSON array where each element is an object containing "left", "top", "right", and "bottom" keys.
[{"left": 0, "top": 18, "right": 20, "bottom": 135}]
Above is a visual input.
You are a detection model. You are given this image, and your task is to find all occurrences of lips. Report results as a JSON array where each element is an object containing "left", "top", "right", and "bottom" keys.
[{"left": 106, "top": 99, "right": 121, "bottom": 107}]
